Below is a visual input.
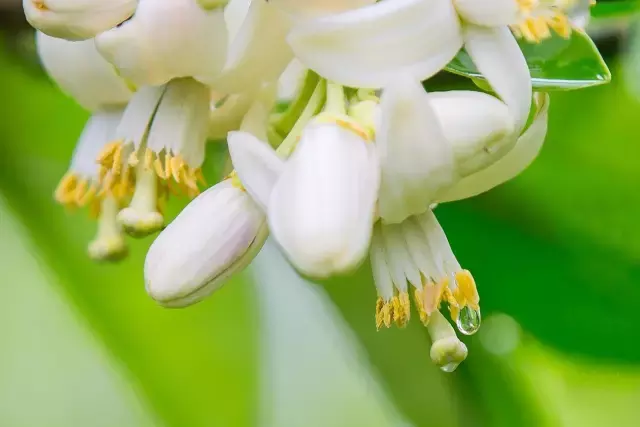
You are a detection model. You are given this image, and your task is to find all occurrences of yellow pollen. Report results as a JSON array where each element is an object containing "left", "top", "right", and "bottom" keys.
[
  {"left": 98, "top": 144, "right": 204, "bottom": 201},
  {"left": 512, "top": 0, "right": 577, "bottom": 43},
  {"left": 314, "top": 113, "right": 373, "bottom": 142},
  {"left": 375, "top": 292, "right": 410, "bottom": 330},
  {"left": 33, "top": 1, "right": 47, "bottom": 11}
]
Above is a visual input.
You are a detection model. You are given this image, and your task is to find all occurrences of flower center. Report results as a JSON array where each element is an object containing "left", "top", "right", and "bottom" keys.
[{"left": 512, "top": 0, "right": 580, "bottom": 43}]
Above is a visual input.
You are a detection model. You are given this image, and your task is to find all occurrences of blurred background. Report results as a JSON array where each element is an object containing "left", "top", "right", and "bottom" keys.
[{"left": 1, "top": 1, "right": 640, "bottom": 426}]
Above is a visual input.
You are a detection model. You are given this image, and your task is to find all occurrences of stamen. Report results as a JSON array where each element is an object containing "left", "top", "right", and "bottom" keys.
[
  {"left": 375, "top": 297, "right": 394, "bottom": 330},
  {"left": 375, "top": 292, "right": 410, "bottom": 330},
  {"left": 88, "top": 196, "right": 127, "bottom": 262},
  {"left": 117, "top": 161, "right": 164, "bottom": 238},
  {"left": 512, "top": 0, "right": 577, "bottom": 43}
]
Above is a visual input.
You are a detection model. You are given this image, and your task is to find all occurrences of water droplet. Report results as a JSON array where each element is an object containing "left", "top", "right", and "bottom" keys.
[
  {"left": 440, "top": 362, "right": 460, "bottom": 373},
  {"left": 456, "top": 306, "right": 481, "bottom": 335}
]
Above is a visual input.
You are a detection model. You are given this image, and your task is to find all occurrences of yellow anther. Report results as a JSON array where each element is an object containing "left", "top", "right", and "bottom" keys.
[
  {"left": 375, "top": 297, "right": 385, "bottom": 330},
  {"left": 164, "top": 152, "right": 173, "bottom": 181},
  {"left": 144, "top": 148, "right": 154, "bottom": 170},
  {"left": 153, "top": 157, "right": 166, "bottom": 179},
  {"left": 511, "top": 0, "right": 577, "bottom": 43},
  {"left": 128, "top": 151, "right": 139, "bottom": 167},
  {"left": 54, "top": 173, "right": 77, "bottom": 205},
  {"left": 382, "top": 301, "right": 392, "bottom": 328},
  {"left": 454, "top": 270, "right": 480, "bottom": 309},
  {"left": 395, "top": 292, "right": 411, "bottom": 328}
]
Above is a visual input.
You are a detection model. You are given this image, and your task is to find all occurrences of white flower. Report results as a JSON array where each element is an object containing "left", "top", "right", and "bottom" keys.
[
  {"left": 286, "top": 0, "right": 551, "bottom": 134},
  {"left": 228, "top": 114, "right": 380, "bottom": 279},
  {"left": 440, "top": 93, "right": 550, "bottom": 202},
  {"left": 269, "top": 115, "right": 379, "bottom": 278},
  {"left": 24, "top": 0, "right": 136, "bottom": 41},
  {"left": 206, "top": 0, "right": 295, "bottom": 94},
  {"left": 98, "top": 78, "right": 210, "bottom": 236},
  {"left": 38, "top": 32, "right": 132, "bottom": 261},
  {"left": 94, "top": 0, "right": 229, "bottom": 87},
  {"left": 287, "top": 0, "right": 578, "bottom": 88},
  {"left": 269, "top": 0, "right": 377, "bottom": 18},
  {"left": 95, "top": 0, "right": 293, "bottom": 94},
  {"left": 429, "top": 90, "right": 516, "bottom": 176},
  {"left": 36, "top": 31, "right": 132, "bottom": 110},
  {"left": 287, "top": 0, "right": 463, "bottom": 89},
  {"left": 375, "top": 76, "right": 516, "bottom": 224},
  {"left": 145, "top": 179, "right": 268, "bottom": 307},
  {"left": 371, "top": 210, "right": 481, "bottom": 336},
  {"left": 54, "top": 110, "right": 131, "bottom": 261}
]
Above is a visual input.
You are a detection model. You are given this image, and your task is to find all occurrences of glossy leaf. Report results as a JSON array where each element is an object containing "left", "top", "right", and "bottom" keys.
[{"left": 446, "top": 29, "right": 611, "bottom": 91}]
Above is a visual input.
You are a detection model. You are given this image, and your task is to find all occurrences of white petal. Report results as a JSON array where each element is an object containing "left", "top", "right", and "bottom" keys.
[
  {"left": 370, "top": 224, "right": 394, "bottom": 300},
  {"left": 146, "top": 78, "right": 211, "bottom": 167},
  {"left": 206, "top": 0, "right": 294, "bottom": 93},
  {"left": 224, "top": 0, "right": 252, "bottom": 41},
  {"left": 454, "top": 0, "right": 519, "bottom": 27},
  {"left": 380, "top": 223, "right": 421, "bottom": 290},
  {"left": 36, "top": 31, "right": 131, "bottom": 110},
  {"left": 228, "top": 131, "right": 285, "bottom": 211},
  {"left": 428, "top": 90, "right": 515, "bottom": 176},
  {"left": 209, "top": 93, "right": 255, "bottom": 140},
  {"left": 288, "top": 0, "right": 462, "bottom": 88},
  {"left": 270, "top": 0, "right": 376, "bottom": 18},
  {"left": 440, "top": 93, "right": 549, "bottom": 202},
  {"left": 277, "top": 59, "right": 306, "bottom": 102},
  {"left": 95, "top": 0, "right": 228, "bottom": 86},
  {"left": 145, "top": 180, "right": 267, "bottom": 307},
  {"left": 116, "top": 85, "right": 166, "bottom": 150},
  {"left": 377, "top": 77, "right": 457, "bottom": 224},
  {"left": 463, "top": 25, "right": 532, "bottom": 134},
  {"left": 24, "top": 0, "right": 136, "bottom": 41},
  {"left": 269, "top": 120, "right": 379, "bottom": 278},
  {"left": 238, "top": 84, "right": 277, "bottom": 141},
  {"left": 401, "top": 217, "right": 440, "bottom": 281},
  {"left": 71, "top": 109, "right": 124, "bottom": 178}
]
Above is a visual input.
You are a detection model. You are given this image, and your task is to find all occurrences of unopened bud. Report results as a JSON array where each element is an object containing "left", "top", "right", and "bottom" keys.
[
  {"left": 144, "top": 179, "right": 267, "bottom": 307},
  {"left": 24, "top": 0, "right": 136, "bottom": 41}
]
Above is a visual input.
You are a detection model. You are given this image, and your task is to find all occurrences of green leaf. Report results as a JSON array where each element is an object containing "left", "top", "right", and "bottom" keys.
[
  {"left": 446, "top": 30, "right": 611, "bottom": 91},
  {"left": 592, "top": 1, "right": 639, "bottom": 18},
  {"left": 0, "top": 46, "right": 259, "bottom": 427}
]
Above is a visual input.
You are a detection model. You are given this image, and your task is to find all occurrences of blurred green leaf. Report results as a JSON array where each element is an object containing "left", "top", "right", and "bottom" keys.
[
  {"left": 0, "top": 47, "right": 259, "bottom": 427},
  {"left": 447, "top": 30, "right": 611, "bottom": 91},
  {"left": 592, "top": 1, "right": 639, "bottom": 18}
]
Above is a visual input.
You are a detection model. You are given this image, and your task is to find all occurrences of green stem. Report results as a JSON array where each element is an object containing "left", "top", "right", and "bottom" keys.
[
  {"left": 325, "top": 82, "right": 346, "bottom": 115},
  {"left": 272, "top": 70, "right": 320, "bottom": 137},
  {"left": 276, "top": 80, "right": 326, "bottom": 158}
]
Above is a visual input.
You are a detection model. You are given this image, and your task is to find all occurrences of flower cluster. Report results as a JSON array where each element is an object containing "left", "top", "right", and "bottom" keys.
[{"left": 29, "top": 0, "right": 583, "bottom": 371}]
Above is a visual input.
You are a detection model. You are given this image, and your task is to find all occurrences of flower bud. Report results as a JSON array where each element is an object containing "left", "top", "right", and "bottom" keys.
[
  {"left": 24, "top": 0, "right": 136, "bottom": 41},
  {"left": 429, "top": 90, "right": 515, "bottom": 176},
  {"left": 144, "top": 179, "right": 268, "bottom": 307},
  {"left": 94, "top": 0, "right": 228, "bottom": 86},
  {"left": 268, "top": 115, "right": 379, "bottom": 278}
]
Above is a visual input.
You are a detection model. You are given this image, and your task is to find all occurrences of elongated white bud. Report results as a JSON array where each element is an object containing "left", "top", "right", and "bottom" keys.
[
  {"left": 144, "top": 179, "right": 268, "bottom": 307},
  {"left": 24, "top": 0, "right": 136, "bottom": 41},
  {"left": 268, "top": 115, "right": 380, "bottom": 278},
  {"left": 429, "top": 90, "right": 515, "bottom": 176}
]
